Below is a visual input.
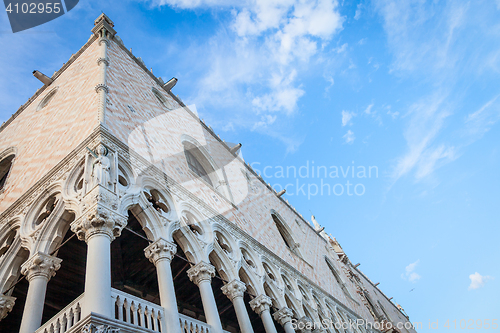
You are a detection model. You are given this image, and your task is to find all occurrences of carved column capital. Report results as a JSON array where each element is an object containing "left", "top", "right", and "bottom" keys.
[
  {"left": 72, "top": 185, "right": 126, "bottom": 242},
  {"left": 71, "top": 206, "right": 126, "bottom": 242},
  {"left": 144, "top": 238, "right": 176, "bottom": 265},
  {"left": 273, "top": 306, "right": 294, "bottom": 326},
  {"left": 0, "top": 295, "right": 16, "bottom": 321},
  {"left": 187, "top": 262, "right": 215, "bottom": 285},
  {"left": 221, "top": 279, "right": 246, "bottom": 301},
  {"left": 21, "top": 252, "right": 62, "bottom": 281},
  {"left": 249, "top": 294, "right": 272, "bottom": 315}
]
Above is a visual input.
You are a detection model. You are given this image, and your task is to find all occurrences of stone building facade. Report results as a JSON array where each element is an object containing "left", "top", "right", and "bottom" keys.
[{"left": 0, "top": 14, "right": 416, "bottom": 333}]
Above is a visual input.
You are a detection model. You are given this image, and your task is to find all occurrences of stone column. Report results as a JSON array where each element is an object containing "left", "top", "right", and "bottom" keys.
[
  {"left": 221, "top": 280, "right": 254, "bottom": 333},
  {"left": 19, "top": 252, "right": 62, "bottom": 333},
  {"left": 249, "top": 294, "right": 277, "bottom": 333},
  {"left": 273, "top": 307, "right": 296, "bottom": 333},
  {"left": 144, "top": 238, "right": 181, "bottom": 333},
  {"left": 187, "top": 262, "right": 223, "bottom": 333},
  {"left": 71, "top": 207, "right": 126, "bottom": 318},
  {"left": 0, "top": 295, "right": 15, "bottom": 321}
]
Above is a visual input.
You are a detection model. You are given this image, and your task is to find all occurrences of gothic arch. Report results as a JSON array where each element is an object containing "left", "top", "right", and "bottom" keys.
[
  {"left": 237, "top": 240, "right": 263, "bottom": 276},
  {"left": 181, "top": 135, "right": 233, "bottom": 201},
  {"left": 20, "top": 183, "right": 67, "bottom": 254},
  {"left": 270, "top": 210, "right": 302, "bottom": 257},
  {"left": 0, "top": 147, "right": 17, "bottom": 192},
  {"left": 171, "top": 203, "right": 210, "bottom": 263},
  {"left": 325, "top": 255, "right": 353, "bottom": 299},
  {"left": 0, "top": 222, "right": 28, "bottom": 295},
  {"left": 209, "top": 244, "right": 238, "bottom": 282}
]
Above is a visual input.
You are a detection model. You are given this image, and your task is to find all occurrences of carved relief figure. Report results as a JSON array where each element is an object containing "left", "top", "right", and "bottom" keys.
[{"left": 90, "top": 145, "right": 112, "bottom": 189}]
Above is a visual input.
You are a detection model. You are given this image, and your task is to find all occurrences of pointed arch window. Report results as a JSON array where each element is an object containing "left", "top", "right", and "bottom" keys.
[
  {"left": 185, "top": 149, "right": 213, "bottom": 186},
  {"left": 0, "top": 154, "right": 15, "bottom": 191},
  {"left": 152, "top": 87, "right": 173, "bottom": 110},
  {"left": 325, "top": 256, "right": 353, "bottom": 299},
  {"left": 271, "top": 213, "right": 301, "bottom": 257}
]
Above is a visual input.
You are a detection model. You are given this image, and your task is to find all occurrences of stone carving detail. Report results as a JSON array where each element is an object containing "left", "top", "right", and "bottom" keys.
[
  {"left": 90, "top": 145, "right": 112, "bottom": 188},
  {"left": 273, "top": 306, "right": 294, "bottom": 326},
  {"left": 71, "top": 205, "right": 126, "bottom": 242},
  {"left": 96, "top": 57, "right": 109, "bottom": 66},
  {"left": 249, "top": 294, "right": 272, "bottom": 315},
  {"left": 187, "top": 261, "right": 216, "bottom": 285},
  {"left": 221, "top": 279, "right": 246, "bottom": 301},
  {"left": 94, "top": 83, "right": 109, "bottom": 94},
  {"left": 81, "top": 323, "right": 120, "bottom": 333},
  {"left": 20, "top": 252, "right": 62, "bottom": 281},
  {"left": 0, "top": 295, "right": 16, "bottom": 321},
  {"left": 144, "top": 238, "right": 177, "bottom": 265}
]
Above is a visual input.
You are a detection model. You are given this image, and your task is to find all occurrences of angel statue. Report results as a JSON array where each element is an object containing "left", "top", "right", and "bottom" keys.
[{"left": 90, "top": 145, "right": 112, "bottom": 188}]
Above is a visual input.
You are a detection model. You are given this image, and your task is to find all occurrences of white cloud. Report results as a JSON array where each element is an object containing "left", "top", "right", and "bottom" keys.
[
  {"left": 402, "top": 260, "right": 421, "bottom": 283},
  {"left": 364, "top": 103, "right": 374, "bottom": 115},
  {"left": 354, "top": 3, "right": 362, "bottom": 20},
  {"left": 343, "top": 130, "right": 355, "bottom": 144},
  {"left": 147, "top": 0, "right": 344, "bottom": 152},
  {"left": 391, "top": 94, "right": 455, "bottom": 181},
  {"left": 468, "top": 272, "right": 493, "bottom": 290},
  {"left": 341, "top": 110, "right": 355, "bottom": 126}
]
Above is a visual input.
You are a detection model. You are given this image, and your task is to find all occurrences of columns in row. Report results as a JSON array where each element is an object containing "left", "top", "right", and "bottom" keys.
[
  {"left": 10, "top": 233, "right": 296, "bottom": 333},
  {"left": 186, "top": 261, "right": 296, "bottom": 333}
]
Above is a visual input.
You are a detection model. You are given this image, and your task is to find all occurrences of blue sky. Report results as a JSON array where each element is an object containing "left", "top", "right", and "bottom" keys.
[{"left": 1, "top": 0, "right": 499, "bottom": 331}]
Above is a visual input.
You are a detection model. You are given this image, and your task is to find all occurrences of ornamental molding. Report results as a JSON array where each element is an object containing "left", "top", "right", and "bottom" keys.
[
  {"left": 97, "top": 57, "right": 109, "bottom": 66},
  {"left": 187, "top": 261, "right": 215, "bottom": 286},
  {"left": 95, "top": 84, "right": 109, "bottom": 94},
  {"left": 221, "top": 279, "right": 246, "bottom": 301},
  {"left": 0, "top": 295, "right": 16, "bottom": 321},
  {"left": 0, "top": 127, "right": 361, "bottom": 320},
  {"left": 81, "top": 323, "right": 120, "bottom": 333},
  {"left": 20, "top": 252, "right": 62, "bottom": 281},
  {"left": 273, "top": 307, "right": 294, "bottom": 326},
  {"left": 98, "top": 38, "right": 111, "bottom": 47},
  {"left": 144, "top": 238, "right": 176, "bottom": 265},
  {"left": 98, "top": 128, "right": 362, "bottom": 318},
  {"left": 249, "top": 294, "right": 272, "bottom": 315}
]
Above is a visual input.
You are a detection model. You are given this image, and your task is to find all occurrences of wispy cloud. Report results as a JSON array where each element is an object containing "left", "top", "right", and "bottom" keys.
[
  {"left": 468, "top": 272, "right": 493, "bottom": 290},
  {"left": 464, "top": 95, "right": 500, "bottom": 140},
  {"left": 343, "top": 130, "right": 355, "bottom": 144},
  {"left": 354, "top": 3, "right": 362, "bottom": 20},
  {"left": 341, "top": 110, "right": 355, "bottom": 126},
  {"left": 402, "top": 259, "right": 421, "bottom": 283},
  {"left": 375, "top": 0, "right": 500, "bottom": 182},
  {"left": 364, "top": 103, "right": 374, "bottom": 115}
]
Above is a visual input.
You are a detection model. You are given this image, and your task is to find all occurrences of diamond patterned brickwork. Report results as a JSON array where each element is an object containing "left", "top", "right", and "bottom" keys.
[{"left": 0, "top": 38, "right": 101, "bottom": 211}]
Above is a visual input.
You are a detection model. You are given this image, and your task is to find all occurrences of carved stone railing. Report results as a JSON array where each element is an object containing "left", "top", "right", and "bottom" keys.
[
  {"left": 36, "top": 289, "right": 230, "bottom": 333},
  {"left": 111, "top": 288, "right": 164, "bottom": 332},
  {"left": 35, "top": 293, "right": 84, "bottom": 333},
  {"left": 179, "top": 313, "right": 211, "bottom": 333}
]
